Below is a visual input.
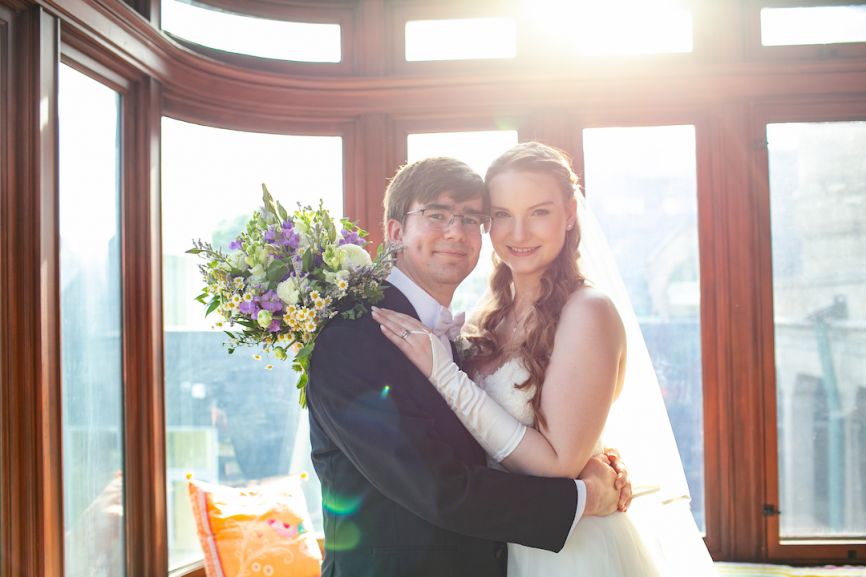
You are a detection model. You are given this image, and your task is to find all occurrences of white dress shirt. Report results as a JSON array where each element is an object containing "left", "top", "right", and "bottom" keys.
[{"left": 386, "top": 266, "right": 586, "bottom": 535}]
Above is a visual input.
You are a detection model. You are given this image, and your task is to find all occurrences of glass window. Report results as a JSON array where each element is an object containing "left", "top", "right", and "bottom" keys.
[
  {"left": 761, "top": 6, "right": 866, "bottom": 47},
  {"left": 526, "top": 1, "right": 693, "bottom": 55},
  {"left": 161, "top": 0, "right": 341, "bottom": 62},
  {"left": 162, "top": 118, "right": 342, "bottom": 569},
  {"left": 768, "top": 121, "right": 866, "bottom": 540},
  {"left": 583, "top": 125, "right": 705, "bottom": 531},
  {"left": 405, "top": 18, "right": 517, "bottom": 61},
  {"left": 406, "top": 129, "right": 519, "bottom": 313},
  {"left": 58, "top": 64, "right": 125, "bottom": 577}
]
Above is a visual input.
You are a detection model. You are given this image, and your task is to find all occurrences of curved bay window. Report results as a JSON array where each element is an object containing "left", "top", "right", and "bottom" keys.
[{"left": 2, "top": 0, "right": 866, "bottom": 575}]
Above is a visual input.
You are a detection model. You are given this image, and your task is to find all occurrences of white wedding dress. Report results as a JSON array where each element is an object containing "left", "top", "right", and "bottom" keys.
[{"left": 478, "top": 357, "right": 662, "bottom": 577}]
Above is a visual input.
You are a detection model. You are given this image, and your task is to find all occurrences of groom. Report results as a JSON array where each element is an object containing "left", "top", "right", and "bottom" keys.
[{"left": 307, "top": 157, "right": 625, "bottom": 577}]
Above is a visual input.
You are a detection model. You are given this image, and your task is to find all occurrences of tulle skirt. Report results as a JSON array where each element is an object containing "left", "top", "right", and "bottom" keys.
[{"left": 507, "top": 497, "right": 716, "bottom": 577}]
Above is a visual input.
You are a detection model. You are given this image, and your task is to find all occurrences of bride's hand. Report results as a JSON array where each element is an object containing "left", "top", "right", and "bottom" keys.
[
  {"left": 372, "top": 307, "right": 435, "bottom": 378},
  {"left": 604, "top": 448, "right": 633, "bottom": 512}
]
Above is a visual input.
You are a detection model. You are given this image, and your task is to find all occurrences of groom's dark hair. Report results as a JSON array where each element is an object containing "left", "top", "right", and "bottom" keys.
[{"left": 383, "top": 157, "right": 487, "bottom": 232}]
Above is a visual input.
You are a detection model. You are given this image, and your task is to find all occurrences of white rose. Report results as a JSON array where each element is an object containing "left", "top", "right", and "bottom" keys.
[
  {"left": 228, "top": 251, "right": 246, "bottom": 271},
  {"left": 337, "top": 244, "right": 372, "bottom": 271},
  {"left": 250, "top": 263, "right": 267, "bottom": 284},
  {"left": 276, "top": 279, "right": 300, "bottom": 305}
]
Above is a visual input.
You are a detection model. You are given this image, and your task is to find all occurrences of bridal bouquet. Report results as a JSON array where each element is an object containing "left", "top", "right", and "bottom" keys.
[{"left": 188, "top": 185, "right": 393, "bottom": 406}]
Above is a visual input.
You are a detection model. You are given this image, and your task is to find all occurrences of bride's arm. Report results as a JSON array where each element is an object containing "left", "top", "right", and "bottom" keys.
[
  {"left": 501, "top": 289, "right": 625, "bottom": 478},
  {"left": 371, "top": 288, "right": 626, "bottom": 480}
]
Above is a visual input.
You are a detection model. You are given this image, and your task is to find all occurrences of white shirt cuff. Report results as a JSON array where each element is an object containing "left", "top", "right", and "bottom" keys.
[{"left": 567, "top": 480, "right": 587, "bottom": 539}]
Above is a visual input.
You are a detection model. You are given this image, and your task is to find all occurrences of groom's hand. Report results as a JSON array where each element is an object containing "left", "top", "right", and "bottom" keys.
[{"left": 579, "top": 454, "right": 619, "bottom": 516}]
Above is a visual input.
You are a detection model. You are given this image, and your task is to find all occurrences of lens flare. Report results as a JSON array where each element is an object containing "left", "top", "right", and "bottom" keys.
[
  {"left": 322, "top": 492, "right": 363, "bottom": 516},
  {"left": 323, "top": 521, "right": 362, "bottom": 552}
]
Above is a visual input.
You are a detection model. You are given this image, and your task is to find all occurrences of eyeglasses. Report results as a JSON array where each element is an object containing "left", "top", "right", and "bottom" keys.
[{"left": 405, "top": 207, "right": 492, "bottom": 235}]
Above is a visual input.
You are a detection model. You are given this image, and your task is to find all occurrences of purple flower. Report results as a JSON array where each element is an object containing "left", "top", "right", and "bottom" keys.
[
  {"left": 279, "top": 229, "right": 300, "bottom": 249},
  {"left": 264, "top": 225, "right": 278, "bottom": 243},
  {"left": 229, "top": 238, "right": 242, "bottom": 251},
  {"left": 260, "top": 290, "right": 283, "bottom": 313},
  {"left": 239, "top": 300, "right": 260, "bottom": 316},
  {"left": 338, "top": 229, "right": 366, "bottom": 247},
  {"left": 281, "top": 220, "right": 294, "bottom": 230},
  {"left": 268, "top": 319, "right": 281, "bottom": 333}
]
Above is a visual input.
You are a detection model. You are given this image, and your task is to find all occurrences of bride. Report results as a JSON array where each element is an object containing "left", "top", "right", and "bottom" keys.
[{"left": 372, "top": 142, "right": 716, "bottom": 576}]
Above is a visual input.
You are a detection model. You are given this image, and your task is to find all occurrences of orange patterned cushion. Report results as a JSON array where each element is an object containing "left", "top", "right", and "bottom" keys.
[{"left": 187, "top": 476, "right": 322, "bottom": 577}]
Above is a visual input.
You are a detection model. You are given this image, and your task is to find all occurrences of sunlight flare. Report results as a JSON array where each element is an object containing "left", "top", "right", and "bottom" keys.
[{"left": 523, "top": 0, "right": 692, "bottom": 56}]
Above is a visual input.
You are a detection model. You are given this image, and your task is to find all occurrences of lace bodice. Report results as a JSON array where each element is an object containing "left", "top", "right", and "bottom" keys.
[
  {"left": 475, "top": 357, "right": 603, "bottom": 453},
  {"left": 476, "top": 358, "right": 536, "bottom": 427}
]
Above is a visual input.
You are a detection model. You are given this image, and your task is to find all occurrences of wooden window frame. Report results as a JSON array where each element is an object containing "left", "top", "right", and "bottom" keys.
[
  {"left": 161, "top": 0, "right": 359, "bottom": 76},
  {"left": 388, "top": 0, "right": 703, "bottom": 77},
  {"left": 1, "top": 5, "right": 64, "bottom": 577},
  {"left": 387, "top": 0, "right": 522, "bottom": 76},
  {"left": 751, "top": 97, "right": 866, "bottom": 564},
  {"left": 61, "top": 20, "right": 168, "bottom": 577},
  {"left": 394, "top": 114, "right": 528, "bottom": 165},
  {"left": 572, "top": 109, "right": 727, "bottom": 560},
  {"left": 745, "top": 0, "right": 866, "bottom": 61}
]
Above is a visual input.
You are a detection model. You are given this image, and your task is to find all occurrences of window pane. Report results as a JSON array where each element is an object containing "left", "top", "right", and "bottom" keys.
[
  {"left": 162, "top": 119, "right": 341, "bottom": 569},
  {"left": 59, "top": 64, "right": 125, "bottom": 577},
  {"left": 768, "top": 121, "right": 866, "bottom": 539},
  {"left": 583, "top": 125, "right": 705, "bottom": 531},
  {"left": 761, "top": 6, "right": 866, "bottom": 47},
  {"left": 526, "top": 1, "right": 693, "bottom": 55},
  {"left": 162, "top": 0, "right": 341, "bottom": 62},
  {"left": 407, "top": 130, "right": 519, "bottom": 313},
  {"left": 405, "top": 18, "right": 517, "bottom": 61}
]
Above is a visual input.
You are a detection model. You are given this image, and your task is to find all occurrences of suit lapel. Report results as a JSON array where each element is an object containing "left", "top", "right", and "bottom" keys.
[
  {"left": 379, "top": 282, "right": 485, "bottom": 462},
  {"left": 450, "top": 341, "right": 460, "bottom": 367}
]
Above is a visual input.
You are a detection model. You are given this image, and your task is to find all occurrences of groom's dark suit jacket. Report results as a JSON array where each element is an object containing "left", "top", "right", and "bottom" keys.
[{"left": 308, "top": 283, "right": 577, "bottom": 577}]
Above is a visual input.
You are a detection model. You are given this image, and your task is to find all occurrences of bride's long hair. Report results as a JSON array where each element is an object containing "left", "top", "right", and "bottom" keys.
[{"left": 465, "top": 142, "right": 586, "bottom": 429}]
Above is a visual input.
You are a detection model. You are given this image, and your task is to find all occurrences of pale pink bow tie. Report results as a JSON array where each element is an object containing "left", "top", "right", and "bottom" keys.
[{"left": 434, "top": 309, "right": 465, "bottom": 341}]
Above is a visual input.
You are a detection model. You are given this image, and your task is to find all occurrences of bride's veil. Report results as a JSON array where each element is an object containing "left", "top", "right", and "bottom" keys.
[{"left": 576, "top": 194, "right": 717, "bottom": 576}]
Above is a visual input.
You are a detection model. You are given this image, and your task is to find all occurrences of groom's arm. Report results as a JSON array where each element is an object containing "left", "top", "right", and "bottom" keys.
[{"left": 308, "top": 317, "right": 577, "bottom": 552}]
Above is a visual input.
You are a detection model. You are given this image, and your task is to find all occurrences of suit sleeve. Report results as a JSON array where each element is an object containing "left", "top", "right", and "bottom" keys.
[{"left": 307, "top": 317, "right": 577, "bottom": 552}]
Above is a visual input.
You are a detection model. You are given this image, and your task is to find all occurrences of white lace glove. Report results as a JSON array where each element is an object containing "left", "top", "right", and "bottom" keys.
[{"left": 423, "top": 332, "right": 527, "bottom": 462}]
